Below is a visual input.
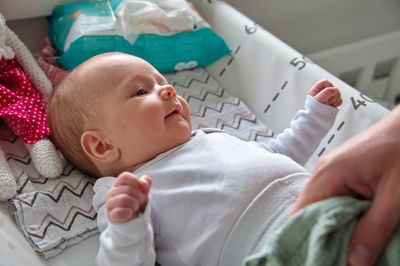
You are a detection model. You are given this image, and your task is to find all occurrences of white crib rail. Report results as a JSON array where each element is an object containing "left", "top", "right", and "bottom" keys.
[{"left": 309, "top": 30, "right": 400, "bottom": 107}]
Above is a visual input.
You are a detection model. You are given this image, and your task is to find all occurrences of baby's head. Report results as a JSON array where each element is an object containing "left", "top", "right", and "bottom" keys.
[{"left": 48, "top": 52, "right": 192, "bottom": 177}]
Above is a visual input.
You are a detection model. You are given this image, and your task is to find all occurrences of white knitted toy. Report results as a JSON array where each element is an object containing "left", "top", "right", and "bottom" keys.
[{"left": 0, "top": 14, "right": 63, "bottom": 201}]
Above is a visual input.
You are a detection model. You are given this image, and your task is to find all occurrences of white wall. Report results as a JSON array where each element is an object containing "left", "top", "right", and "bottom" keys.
[
  {"left": 7, "top": 18, "right": 49, "bottom": 54},
  {"left": 3, "top": 0, "right": 400, "bottom": 55},
  {"left": 224, "top": 0, "right": 400, "bottom": 54},
  {"left": 0, "top": 0, "right": 79, "bottom": 20}
]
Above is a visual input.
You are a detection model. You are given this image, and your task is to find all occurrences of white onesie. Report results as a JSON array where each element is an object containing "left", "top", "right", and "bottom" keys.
[{"left": 92, "top": 96, "right": 338, "bottom": 266}]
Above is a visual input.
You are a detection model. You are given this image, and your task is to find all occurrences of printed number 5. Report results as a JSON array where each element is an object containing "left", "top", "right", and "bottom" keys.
[{"left": 290, "top": 56, "right": 313, "bottom": 70}]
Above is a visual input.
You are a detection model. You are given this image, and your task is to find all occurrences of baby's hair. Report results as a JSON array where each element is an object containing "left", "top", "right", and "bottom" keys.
[{"left": 47, "top": 74, "right": 100, "bottom": 177}]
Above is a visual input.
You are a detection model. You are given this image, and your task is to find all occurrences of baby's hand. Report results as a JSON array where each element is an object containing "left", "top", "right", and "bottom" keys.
[
  {"left": 308, "top": 79, "right": 342, "bottom": 107},
  {"left": 106, "top": 172, "right": 152, "bottom": 224}
]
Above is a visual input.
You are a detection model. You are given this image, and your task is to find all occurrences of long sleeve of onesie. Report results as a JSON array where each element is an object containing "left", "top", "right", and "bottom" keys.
[
  {"left": 255, "top": 95, "right": 338, "bottom": 165},
  {"left": 92, "top": 177, "right": 156, "bottom": 266}
]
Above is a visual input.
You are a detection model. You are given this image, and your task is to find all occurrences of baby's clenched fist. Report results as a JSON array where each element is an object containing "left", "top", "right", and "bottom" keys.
[
  {"left": 308, "top": 79, "right": 342, "bottom": 108},
  {"left": 106, "top": 172, "right": 152, "bottom": 224}
]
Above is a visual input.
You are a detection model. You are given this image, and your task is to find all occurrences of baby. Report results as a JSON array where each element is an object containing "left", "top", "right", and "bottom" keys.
[{"left": 48, "top": 52, "right": 342, "bottom": 266}]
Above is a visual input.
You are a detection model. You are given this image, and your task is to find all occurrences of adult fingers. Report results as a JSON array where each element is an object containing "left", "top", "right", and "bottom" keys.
[
  {"left": 290, "top": 158, "right": 350, "bottom": 215},
  {"left": 348, "top": 169, "right": 400, "bottom": 266},
  {"left": 290, "top": 177, "right": 351, "bottom": 215}
]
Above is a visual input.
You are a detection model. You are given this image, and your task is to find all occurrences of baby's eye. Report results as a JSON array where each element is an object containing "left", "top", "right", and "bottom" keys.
[{"left": 133, "top": 87, "right": 149, "bottom": 97}]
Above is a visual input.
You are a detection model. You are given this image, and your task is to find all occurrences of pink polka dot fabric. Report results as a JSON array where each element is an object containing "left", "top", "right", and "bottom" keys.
[{"left": 0, "top": 58, "right": 50, "bottom": 144}]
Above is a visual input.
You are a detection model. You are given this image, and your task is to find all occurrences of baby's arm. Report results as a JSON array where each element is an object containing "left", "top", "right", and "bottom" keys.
[
  {"left": 257, "top": 80, "right": 342, "bottom": 165},
  {"left": 94, "top": 172, "right": 155, "bottom": 266}
]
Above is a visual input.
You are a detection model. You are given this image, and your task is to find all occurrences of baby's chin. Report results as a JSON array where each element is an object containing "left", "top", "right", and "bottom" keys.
[
  {"left": 171, "top": 127, "right": 192, "bottom": 147},
  {"left": 175, "top": 129, "right": 192, "bottom": 145}
]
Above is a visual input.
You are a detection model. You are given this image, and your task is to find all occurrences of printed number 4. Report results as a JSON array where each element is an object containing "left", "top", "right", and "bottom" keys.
[{"left": 351, "top": 93, "right": 375, "bottom": 110}]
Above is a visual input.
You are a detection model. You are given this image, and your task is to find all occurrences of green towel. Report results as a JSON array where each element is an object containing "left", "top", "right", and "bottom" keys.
[{"left": 245, "top": 197, "right": 400, "bottom": 266}]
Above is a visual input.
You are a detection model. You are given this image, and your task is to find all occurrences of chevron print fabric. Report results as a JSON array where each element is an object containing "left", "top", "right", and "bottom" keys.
[
  {"left": 165, "top": 68, "right": 274, "bottom": 142},
  {"left": 7, "top": 67, "right": 273, "bottom": 259}
]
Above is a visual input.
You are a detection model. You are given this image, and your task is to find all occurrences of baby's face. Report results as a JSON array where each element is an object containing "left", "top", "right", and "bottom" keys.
[{"left": 84, "top": 53, "right": 192, "bottom": 169}]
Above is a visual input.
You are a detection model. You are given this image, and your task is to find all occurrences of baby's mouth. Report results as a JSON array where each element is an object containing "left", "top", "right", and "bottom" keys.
[{"left": 165, "top": 104, "right": 183, "bottom": 119}]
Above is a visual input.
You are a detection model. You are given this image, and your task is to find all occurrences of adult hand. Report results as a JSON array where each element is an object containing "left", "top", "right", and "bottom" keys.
[{"left": 291, "top": 105, "right": 400, "bottom": 266}]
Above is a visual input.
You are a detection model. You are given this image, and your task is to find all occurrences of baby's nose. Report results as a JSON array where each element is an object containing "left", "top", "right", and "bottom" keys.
[{"left": 160, "top": 85, "right": 177, "bottom": 99}]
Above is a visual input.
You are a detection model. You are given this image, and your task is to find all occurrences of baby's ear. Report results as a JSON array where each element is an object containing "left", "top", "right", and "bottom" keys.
[{"left": 81, "top": 131, "right": 119, "bottom": 163}]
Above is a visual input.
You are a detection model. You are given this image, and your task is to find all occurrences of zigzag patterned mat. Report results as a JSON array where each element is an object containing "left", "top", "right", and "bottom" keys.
[
  {"left": 6, "top": 67, "right": 273, "bottom": 259},
  {"left": 166, "top": 68, "right": 274, "bottom": 141}
]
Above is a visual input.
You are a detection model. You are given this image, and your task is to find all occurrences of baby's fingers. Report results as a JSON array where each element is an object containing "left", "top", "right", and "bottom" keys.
[
  {"left": 114, "top": 172, "right": 152, "bottom": 195},
  {"left": 106, "top": 192, "right": 143, "bottom": 222},
  {"left": 114, "top": 171, "right": 142, "bottom": 188},
  {"left": 308, "top": 79, "right": 334, "bottom": 97},
  {"left": 107, "top": 191, "right": 143, "bottom": 212},
  {"left": 138, "top": 175, "right": 152, "bottom": 194},
  {"left": 108, "top": 207, "right": 134, "bottom": 224},
  {"left": 314, "top": 87, "right": 342, "bottom": 107},
  {"left": 107, "top": 184, "right": 146, "bottom": 201}
]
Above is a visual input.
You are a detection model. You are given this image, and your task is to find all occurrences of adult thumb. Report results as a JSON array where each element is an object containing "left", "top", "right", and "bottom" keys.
[
  {"left": 348, "top": 217, "right": 392, "bottom": 266},
  {"left": 348, "top": 183, "right": 400, "bottom": 265}
]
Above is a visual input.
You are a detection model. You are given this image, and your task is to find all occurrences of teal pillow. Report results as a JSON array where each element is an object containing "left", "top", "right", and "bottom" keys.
[{"left": 48, "top": 1, "right": 230, "bottom": 73}]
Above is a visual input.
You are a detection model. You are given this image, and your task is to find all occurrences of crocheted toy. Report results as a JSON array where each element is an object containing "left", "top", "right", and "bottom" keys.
[{"left": 0, "top": 13, "right": 63, "bottom": 201}]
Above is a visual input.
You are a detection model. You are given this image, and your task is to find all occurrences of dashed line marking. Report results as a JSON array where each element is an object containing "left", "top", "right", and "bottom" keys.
[
  {"left": 318, "top": 120, "right": 346, "bottom": 157},
  {"left": 318, "top": 147, "right": 326, "bottom": 157},
  {"left": 263, "top": 80, "right": 288, "bottom": 114},
  {"left": 272, "top": 93, "right": 280, "bottom": 102},
  {"left": 281, "top": 81, "right": 288, "bottom": 90},
  {"left": 264, "top": 104, "right": 271, "bottom": 113},
  {"left": 337, "top": 121, "right": 345, "bottom": 131},
  {"left": 235, "top": 46, "right": 241, "bottom": 54},
  {"left": 327, "top": 134, "right": 335, "bottom": 144},
  {"left": 219, "top": 45, "right": 241, "bottom": 77}
]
